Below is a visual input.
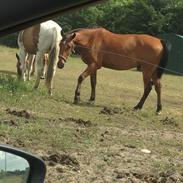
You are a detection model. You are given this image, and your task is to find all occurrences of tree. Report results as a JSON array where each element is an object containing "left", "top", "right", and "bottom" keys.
[
  {"left": 56, "top": 6, "right": 103, "bottom": 32},
  {"left": 1, "top": 0, "right": 183, "bottom": 47}
]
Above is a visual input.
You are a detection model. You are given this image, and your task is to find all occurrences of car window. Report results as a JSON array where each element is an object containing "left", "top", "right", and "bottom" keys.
[{"left": 0, "top": 0, "right": 183, "bottom": 183}]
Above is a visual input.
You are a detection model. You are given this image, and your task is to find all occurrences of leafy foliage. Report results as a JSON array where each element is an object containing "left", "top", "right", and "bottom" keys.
[{"left": 56, "top": 0, "right": 183, "bottom": 35}]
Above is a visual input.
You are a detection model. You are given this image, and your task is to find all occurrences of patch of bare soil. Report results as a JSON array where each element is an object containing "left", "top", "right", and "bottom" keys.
[
  {"left": 0, "top": 136, "right": 26, "bottom": 148},
  {"left": 6, "top": 108, "right": 33, "bottom": 119},
  {"left": 42, "top": 153, "right": 80, "bottom": 169},
  {"left": 0, "top": 134, "right": 9, "bottom": 144},
  {"left": 160, "top": 116, "right": 178, "bottom": 126},
  {"left": 44, "top": 128, "right": 183, "bottom": 183},
  {"left": 59, "top": 117, "right": 92, "bottom": 127},
  {"left": 114, "top": 170, "right": 183, "bottom": 182},
  {"left": 9, "top": 139, "right": 26, "bottom": 148},
  {"left": 100, "top": 106, "right": 123, "bottom": 115}
]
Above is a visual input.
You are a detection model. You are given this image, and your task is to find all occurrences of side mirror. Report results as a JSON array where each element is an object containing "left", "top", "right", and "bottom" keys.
[{"left": 0, "top": 144, "right": 46, "bottom": 183}]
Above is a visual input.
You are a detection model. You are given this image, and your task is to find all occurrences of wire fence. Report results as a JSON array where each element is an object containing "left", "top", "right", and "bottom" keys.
[{"left": 68, "top": 44, "right": 183, "bottom": 76}]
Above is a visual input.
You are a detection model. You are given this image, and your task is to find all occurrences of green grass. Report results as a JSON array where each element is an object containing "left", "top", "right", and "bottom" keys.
[{"left": 0, "top": 45, "right": 183, "bottom": 182}]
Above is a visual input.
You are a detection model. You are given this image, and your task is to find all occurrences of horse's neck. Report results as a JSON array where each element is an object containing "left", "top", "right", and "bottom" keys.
[{"left": 74, "top": 31, "right": 92, "bottom": 47}]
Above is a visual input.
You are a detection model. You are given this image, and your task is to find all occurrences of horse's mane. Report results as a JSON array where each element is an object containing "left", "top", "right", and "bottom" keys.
[
  {"left": 66, "top": 26, "right": 102, "bottom": 34},
  {"left": 66, "top": 28, "right": 84, "bottom": 34}
]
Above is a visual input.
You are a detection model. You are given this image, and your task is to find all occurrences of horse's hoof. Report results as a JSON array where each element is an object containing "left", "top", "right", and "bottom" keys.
[
  {"left": 48, "top": 90, "right": 52, "bottom": 96},
  {"left": 156, "top": 110, "right": 162, "bottom": 115},
  {"left": 74, "top": 98, "right": 80, "bottom": 104},
  {"left": 73, "top": 101, "right": 79, "bottom": 105},
  {"left": 48, "top": 92, "right": 53, "bottom": 96},
  {"left": 87, "top": 100, "right": 95, "bottom": 105},
  {"left": 156, "top": 105, "right": 162, "bottom": 115},
  {"left": 133, "top": 105, "right": 141, "bottom": 111}
]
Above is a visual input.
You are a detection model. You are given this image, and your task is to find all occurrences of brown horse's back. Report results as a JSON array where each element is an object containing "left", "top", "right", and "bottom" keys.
[{"left": 92, "top": 29, "right": 163, "bottom": 70}]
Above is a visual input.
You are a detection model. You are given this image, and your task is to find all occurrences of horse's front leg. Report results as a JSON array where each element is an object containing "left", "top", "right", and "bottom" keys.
[
  {"left": 41, "top": 54, "right": 47, "bottom": 79},
  {"left": 74, "top": 63, "right": 97, "bottom": 104},
  {"left": 30, "top": 55, "right": 36, "bottom": 76},
  {"left": 89, "top": 71, "right": 97, "bottom": 103}
]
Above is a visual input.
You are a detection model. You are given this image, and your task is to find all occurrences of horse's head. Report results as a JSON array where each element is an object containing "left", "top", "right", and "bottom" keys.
[
  {"left": 16, "top": 53, "right": 26, "bottom": 80},
  {"left": 58, "top": 30, "right": 76, "bottom": 69}
]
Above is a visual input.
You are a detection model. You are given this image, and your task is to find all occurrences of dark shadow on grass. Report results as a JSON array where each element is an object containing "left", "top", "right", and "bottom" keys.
[
  {"left": 0, "top": 70, "right": 17, "bottom": 76},
  {"left": 63, "top": 99, "right": 106, "bottom": 108}
]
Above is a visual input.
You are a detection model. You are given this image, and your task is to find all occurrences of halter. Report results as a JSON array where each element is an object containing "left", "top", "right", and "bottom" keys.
[
  {"left": 59, "top": 41, "right": 76, "bottom": 63},
  {"left": 59, "top": 55, "right": 67, "bottom": 63}
]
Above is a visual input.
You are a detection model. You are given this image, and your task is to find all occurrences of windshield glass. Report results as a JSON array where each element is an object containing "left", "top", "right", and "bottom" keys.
[{"left": 0, "top": 0, "right": 182, "bottom": 182}]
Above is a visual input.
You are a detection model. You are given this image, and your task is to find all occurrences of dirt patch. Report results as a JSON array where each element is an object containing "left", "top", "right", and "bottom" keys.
[
  {"left": 99, "top": 106, "right": 122, "bottom": 115},
  {"left": 0, "top": 119, "right": 19, "bottom": 127},
  {"left": 5, "top": 108, "right": 34, "bottom": 119},
  {"left": 0, "top": 134, "right": 10, "bottom": 144},
  {"left": 11, "top": 139, "right": 26, "bottom": 148},
  {"left": 4, "top": 138, "right": 26, "bottom": 148},
  {"left": 114, "top": 170, "right": 183, "bottom": 182},
  {"left": 160, "top": 116, "right": 178, "bottom": 127},
  {"left": 42, "top": 153, "right": 80, "bottom": 169},
  {"left": 59, "top": 117, "right": 92, "bottom": 127}
]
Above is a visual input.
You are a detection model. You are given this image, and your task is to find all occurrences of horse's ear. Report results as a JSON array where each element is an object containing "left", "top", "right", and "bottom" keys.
[
  {"left": 61, "top": 30, "right": 65, "bottom": 38},
  {"left": 16, "top": 53, "right": 19, "bottom": 60},
  {"left": 70, "top": 33, "right": 76, "bottom": 40}
]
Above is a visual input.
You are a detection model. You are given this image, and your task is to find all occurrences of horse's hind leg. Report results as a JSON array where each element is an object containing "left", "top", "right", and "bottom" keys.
[
  {"left": 134, "top": 71, "right": 153, "bottom": 110},
  {"left": 89, "top": 71, "right": 97, "bottom": 103},
  {"left": 41, "top": 54, "right": 47, "bottom": 79},
  {"left": 74, "top": 63, "right": 97, "bottom": 104},
  {"left": 152, "top": 73, "right": 162, "bottom": 114},
  {"left": 34, "top": 52, "right": 44, "bottom": 90}
]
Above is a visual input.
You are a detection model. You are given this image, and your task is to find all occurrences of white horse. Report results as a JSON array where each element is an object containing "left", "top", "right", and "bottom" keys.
[{"left": 16, "top": 20, "right": 62, "bottom": 95}]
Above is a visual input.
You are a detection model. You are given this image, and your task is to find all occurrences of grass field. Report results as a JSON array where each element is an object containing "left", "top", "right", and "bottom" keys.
[
  {"left": 0, "top": 45, "right": 183, "bottom": 183},
  {"left": 0, "top": 175, "right": 24, "bottom": 183}
]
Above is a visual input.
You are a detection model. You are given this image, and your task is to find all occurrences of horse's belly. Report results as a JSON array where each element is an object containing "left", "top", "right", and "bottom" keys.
[{"left": 102, "top": 59, "right": 137, "bottom": 70}]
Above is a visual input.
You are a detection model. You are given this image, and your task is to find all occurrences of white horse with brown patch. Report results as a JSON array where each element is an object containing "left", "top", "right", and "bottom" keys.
[{"left": 16, "top": 20, "right": 62, "bottom": 95}]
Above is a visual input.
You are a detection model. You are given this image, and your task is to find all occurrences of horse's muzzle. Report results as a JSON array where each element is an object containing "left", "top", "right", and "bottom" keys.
[{"left": 57, "top": 61, "right": 65, "bottom": 69}]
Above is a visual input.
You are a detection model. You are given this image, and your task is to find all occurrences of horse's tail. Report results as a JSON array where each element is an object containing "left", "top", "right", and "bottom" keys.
[
  {"left": 17, "top": 31, "right": 24, "bottom": 48},
  {"left": 157, "top": 40, "right": 170, "bottom": 79},
  {"left": 46, "top": 46, "right": 56, "bottom": 84}
]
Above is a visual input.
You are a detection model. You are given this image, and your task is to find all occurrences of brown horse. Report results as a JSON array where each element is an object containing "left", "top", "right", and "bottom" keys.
[{"left": 58, "top": 28, "right": 169, "bottom": 113}]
